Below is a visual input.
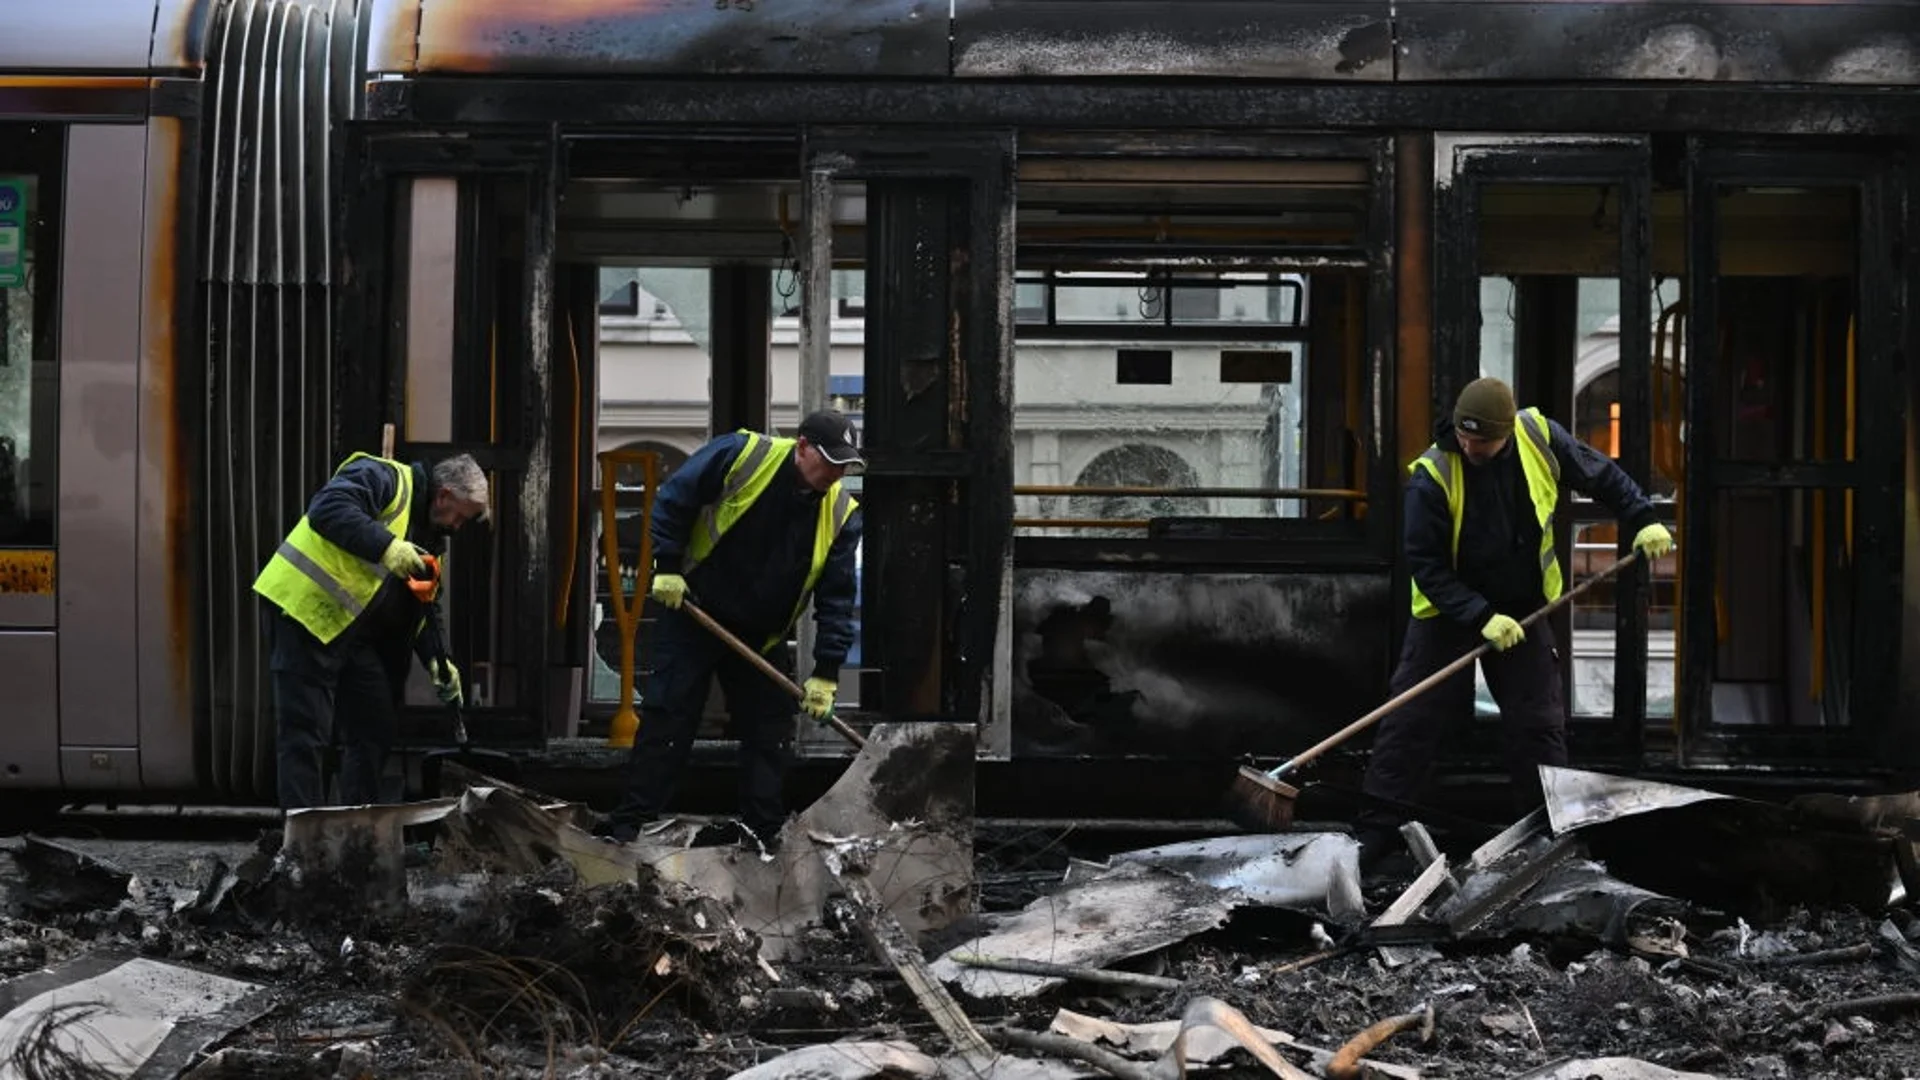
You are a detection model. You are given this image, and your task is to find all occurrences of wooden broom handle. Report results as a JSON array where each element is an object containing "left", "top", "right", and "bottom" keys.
[
  {"left": 681, "top": 601, "right": 866, "bottom": 748},
  {"left": 1268, "top": 550, "right": 1643, "bottom": 780}
]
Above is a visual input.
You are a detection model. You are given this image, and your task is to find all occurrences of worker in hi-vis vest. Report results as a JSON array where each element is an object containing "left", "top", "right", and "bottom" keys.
[
  {"left": 1358, "top": 377, "right": 1674, "bottom": 870},
  {"left": 254, "top": 452, "right": 490, "bottom": 810},
  {"left": 598, "top": 409, "right": 864, "bottom": 854}
]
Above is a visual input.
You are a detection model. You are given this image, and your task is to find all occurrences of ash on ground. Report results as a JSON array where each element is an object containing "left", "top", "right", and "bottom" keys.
[{"left": 1, "top": 797, "right": 1917, "bottom": 1080}]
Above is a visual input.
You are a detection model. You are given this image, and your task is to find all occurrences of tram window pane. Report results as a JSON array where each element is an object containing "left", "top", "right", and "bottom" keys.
[
  {"left": 1471, "top": 272, "right": 1642, "bottom": 725},
  {"left": 589, "top": 267, "right": 716, "bottom": 707},
  {"left": 1012, "top": 272, "right": 1341, "bottom": 538},
  {"left": 1015, "top": 341, "right": 1308, "bottom": 536},
  {"left": 1565, "top": 277, "right": 1628, "bottom": 723},
  {"left": 1014, "top": 276, "right": 1048, "bottom": 323},
  {"left": 1041, "top": 271, "right": 1306, "bottom": 329},
  {"left": 0, "top": 124, "right": 59, "bottom": 548},
  {"left": 1644, "top": 274, "right": 1685, "bottom": 721},
  {"left": 589, "top": 263, "right": 870, "bottom": 708},
  {"left": 1170, "top": 272, "right": 1304, "bottom": 326},
  {"left": 775, "top": 264, "right": 868, "bottom": 711},
  {"left": 1691, "top": 484, "right": 1853, "bottom": 729},
  {"left": 1675, "top": 185, "right": 1863, "bottom": 730},
  {"left": 1712, "top": 186, "right": 1859, "bottom": 466},
  {"left": 1053, "top": 271, "right": 1160, "bottom": 325},
  {"left": 1473, "top": 182, "right": 1636, "bottom": 725},
  {"left": 1477, "top": 276, "right": 1516, "bottom": 385}
]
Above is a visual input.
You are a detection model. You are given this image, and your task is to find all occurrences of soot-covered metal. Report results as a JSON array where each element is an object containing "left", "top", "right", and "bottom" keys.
[
  {"left": 1397, "top": 1, "right": 1920, "bottom": 84},
  {"left": 371, "top": 0, "right": 950, "bottom": 78},
  {"left": 950, "top": 1, "right": 1394, "bottom": 80},
  {"left": 1012, "top": 570, "right": 1393, "bottom": 760},
  {"left": 360, "top": 0, "right": 1920, "bottom": 92}
]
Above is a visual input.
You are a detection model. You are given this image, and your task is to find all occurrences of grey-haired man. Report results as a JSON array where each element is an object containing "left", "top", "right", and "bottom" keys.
[{"left": 255, "top": 451, "right": 490, "bottom": 809}]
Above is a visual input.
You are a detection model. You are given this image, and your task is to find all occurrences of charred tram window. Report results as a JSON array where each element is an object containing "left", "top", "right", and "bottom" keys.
[
  {"left": 1014, "top": 268, "right": 1320, "bottom": 537},
  {"left": 0, "top": 123, "right": 60, "bottom": 549},
  {"left": 1010, "top": 152, "right": 1375, "bottom": 544}
]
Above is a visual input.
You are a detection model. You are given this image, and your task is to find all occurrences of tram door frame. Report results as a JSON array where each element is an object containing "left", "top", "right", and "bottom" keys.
[
  {"left": 1675, "top": 142, "right": 1906, "bottom": 771},
  {"left": 1435, "top": 136, "right": 1657, "bottom": 772},
  {"left": 336, "top": 131, "right": 566, "bottom": 751},
  {"left": 796, "top": 128, "right": 1018, "bottom": 760},
  {"left": 1435, "top": 134, "right": 1912, "bottom": 777}
]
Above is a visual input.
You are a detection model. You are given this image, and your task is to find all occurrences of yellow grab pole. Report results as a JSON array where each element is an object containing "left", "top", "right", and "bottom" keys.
[{"left": 599, "top": 449, "right": 660, "bottom": 748}]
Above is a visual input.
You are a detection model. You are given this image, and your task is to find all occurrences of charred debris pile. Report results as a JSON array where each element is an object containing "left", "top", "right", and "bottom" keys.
[{"left": 1, "top": 760, "right": 1918, "bottom": 1079}]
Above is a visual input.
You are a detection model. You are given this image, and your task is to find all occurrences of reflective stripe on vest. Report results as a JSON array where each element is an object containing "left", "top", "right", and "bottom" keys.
[
  {"left": 251, "top": 453, "right": 414, "bottom": 644},
  {"left": 682, "top": 430, "right": 860, "bottom": 652},
  {"left": 688, "top": 432, "right": 779, "bottom": 565},
  {"left": 1408, "top": 407, "right": 1562, "bottom": 620},
  {"left": 780, "top": 484, "right": 858, "bottom": 651}
]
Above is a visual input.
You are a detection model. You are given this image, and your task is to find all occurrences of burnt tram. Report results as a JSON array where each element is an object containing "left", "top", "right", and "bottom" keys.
[{"left": 0, "top": 1, "right": 1916, "bottom": 821}]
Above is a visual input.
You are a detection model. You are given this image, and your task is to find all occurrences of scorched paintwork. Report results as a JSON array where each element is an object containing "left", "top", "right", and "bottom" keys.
[{"left": 369, "top": 0, "right": 949, "bottom": 77}]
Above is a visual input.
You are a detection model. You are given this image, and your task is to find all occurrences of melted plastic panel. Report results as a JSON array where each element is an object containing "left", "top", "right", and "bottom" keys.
[
  {"left": 386, "top": 0, "right": 949, "bottom": 77},
  {"left": 1399, "top": 2, "right": 1920, "bottom": 85},
  {"left": 952, "top": 0, "right": 1394, "bottom": 80}
]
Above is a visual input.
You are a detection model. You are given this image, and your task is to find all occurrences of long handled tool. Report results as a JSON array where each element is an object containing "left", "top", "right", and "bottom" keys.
[
  {"left": 1224, "top": 550, "right": 1644, "bottom": 832},
  {"left": 412, "top": 557, "right": 518, "bottom": 788},
  {"left": 420, "top": 660, "right": 521, "bottom": 788},
  {"left": 681, "top": 601, "right": 867, "bottom": 749}
]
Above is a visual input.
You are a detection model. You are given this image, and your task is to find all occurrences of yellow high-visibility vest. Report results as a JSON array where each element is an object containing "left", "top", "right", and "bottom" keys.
[
  {"left": 684, "top": 430, "right": 859, "bottom": 651},
  {"left": 1408, "top": 407, "right": 1562, "bottom": 620},
  {"left": 253, "top": 453, "right": 414, "bottom": 644}
]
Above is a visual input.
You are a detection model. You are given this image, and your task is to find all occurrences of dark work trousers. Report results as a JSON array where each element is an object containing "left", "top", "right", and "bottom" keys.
[
  {"left": 1359, "top": 613, "right": 1568, "bottom": 833},
  {"left": 269, "top": 609, "right": 410, "bottom": 810},
  {"left": 605, "top": 607, "right": 797, "bottom": 840}
]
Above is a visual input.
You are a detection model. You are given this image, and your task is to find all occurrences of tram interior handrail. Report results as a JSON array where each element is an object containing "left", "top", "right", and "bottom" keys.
[{"left": 1014, "top": 484, "right": 1366, "bottom": 500}]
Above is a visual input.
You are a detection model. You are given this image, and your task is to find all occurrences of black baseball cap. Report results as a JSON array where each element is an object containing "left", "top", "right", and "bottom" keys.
[{"left": 798, "top": 408, "right": 866, "bottom": 472}]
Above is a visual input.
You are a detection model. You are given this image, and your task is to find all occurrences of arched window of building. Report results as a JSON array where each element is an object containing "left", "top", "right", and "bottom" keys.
[
  {"left": 606, "top": 439, "right": 689, "bottom": 489},
  {"left": 1068, "top": 444, "right": 1206, "bottom": 532}
]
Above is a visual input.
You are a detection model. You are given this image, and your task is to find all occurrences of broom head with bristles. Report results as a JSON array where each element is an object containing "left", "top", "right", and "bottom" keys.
[{"left": 1224, "top": 765, "right": 1301, "bottom": 832}]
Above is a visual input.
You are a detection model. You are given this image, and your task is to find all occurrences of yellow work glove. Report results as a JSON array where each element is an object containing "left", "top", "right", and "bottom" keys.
[
  {"left": 431, "top": 657, "right": 463, "bottom": 707},
  {"left": 650, "top": 572, "right": 688, "bottom": 610},
  {"left": 380, "top": 538, "right": 427, "bottom": 579},
  {"left": 801, "top": 677, "right": 837, "bottom": 721},
  {"left": 1632, "top": 522, "right": 1675, "bottom": 560},
  {"left": 1481, "top": 614, "right": 1526, "bottom": 652}
]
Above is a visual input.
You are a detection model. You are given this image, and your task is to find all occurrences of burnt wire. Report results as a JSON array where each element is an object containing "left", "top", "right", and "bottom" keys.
[{"left": 4, "top": 1000, "right": 127, "bottom": 1080}]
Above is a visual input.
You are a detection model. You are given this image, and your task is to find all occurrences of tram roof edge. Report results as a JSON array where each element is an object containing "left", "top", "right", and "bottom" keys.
[{"left": 357, "top": 1, "right": 1919, "bottom": 88}]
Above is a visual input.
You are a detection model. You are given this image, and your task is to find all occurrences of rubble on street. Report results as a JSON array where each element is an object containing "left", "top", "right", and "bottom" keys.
[{"left": 1, "top": 761, "right": 1918, "bottom": 1079}]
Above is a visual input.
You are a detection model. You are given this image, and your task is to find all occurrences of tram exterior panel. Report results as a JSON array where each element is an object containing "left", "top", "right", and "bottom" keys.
[
  {"left": 0, "top": 0, "right": 1914, "bottom": 804},
  {"left": 0, "top": 0, "right": 216, "bottom": 797}
]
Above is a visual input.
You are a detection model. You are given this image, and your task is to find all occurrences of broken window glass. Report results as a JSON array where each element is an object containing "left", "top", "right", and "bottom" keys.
[{"left": 1014, "top": 270, "right": 1322, "bottom": 539}]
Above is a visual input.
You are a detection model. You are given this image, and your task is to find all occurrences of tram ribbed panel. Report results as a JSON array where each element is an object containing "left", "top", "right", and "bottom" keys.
[{"left": 200, "top": 0, "right": 364, "bottom": 801}]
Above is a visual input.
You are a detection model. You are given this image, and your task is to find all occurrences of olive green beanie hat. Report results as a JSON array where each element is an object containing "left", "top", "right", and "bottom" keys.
[{"left": 1454, "top": 377, "right": 1517, "bottom": 440}]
